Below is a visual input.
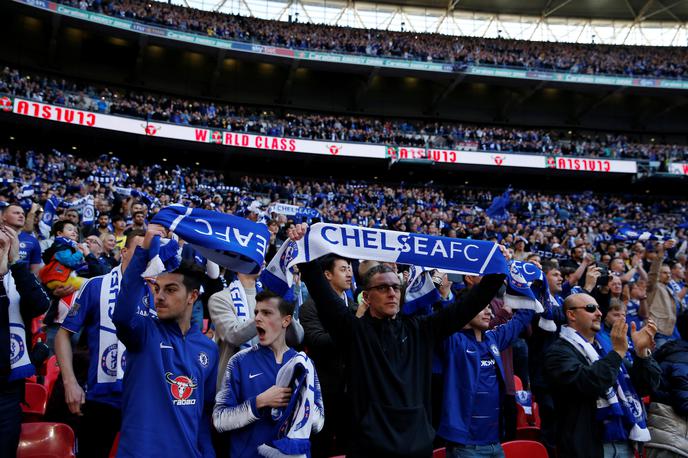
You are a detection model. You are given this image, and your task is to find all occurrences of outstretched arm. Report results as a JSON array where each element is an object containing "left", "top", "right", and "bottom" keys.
[{"left": 428, "top": 273, "right": 505, "bottom": 340}]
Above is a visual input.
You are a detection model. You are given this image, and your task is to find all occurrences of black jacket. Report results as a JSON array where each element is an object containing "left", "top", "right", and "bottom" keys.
[
  {"left": 300, "top": 296, "right": 356, "bottom": 395},
  {"left": 545, "top": 337, "right": 661, "bottom": 458},
  {"left": 301, "top": 261, "right": 504, "bottom": 458}
]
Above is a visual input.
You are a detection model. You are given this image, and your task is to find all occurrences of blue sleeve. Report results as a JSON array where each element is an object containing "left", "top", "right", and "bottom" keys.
[
  {"left": 490, "top": 309, "right": 535, "bottom": 351},
  {"left": 61, "top": 279, "right": 99, "bottom": 333},
  {"left": 212, "top": 352, "right": 260, "bottom": 432},
  {"left": 112, "top": 247, "right": 150, "bottom": 352},
  {"left": 28, "top": 240, "right": 42, "bottom": 265},
  {"left": 55, "top": 249, "right": 85, "bottom": 268},
  {"left": 199, "top": 349, "right": 219, "bottom": 458}
]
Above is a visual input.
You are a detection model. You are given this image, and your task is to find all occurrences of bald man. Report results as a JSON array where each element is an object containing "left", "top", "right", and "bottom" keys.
[{"left": 545, "top": 294, "right": 661, "bottom": 458}]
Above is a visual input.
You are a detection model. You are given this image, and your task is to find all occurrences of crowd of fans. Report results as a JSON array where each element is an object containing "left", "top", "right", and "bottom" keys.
[
  {"left": 3, "top": 66, "right": 687, "bottom": 161},
  {"left": 1, "top": 144, "right": 688, "bottom": 458},
  {"left": 56, "top": 0, "right": 688, "bottom": 79}
]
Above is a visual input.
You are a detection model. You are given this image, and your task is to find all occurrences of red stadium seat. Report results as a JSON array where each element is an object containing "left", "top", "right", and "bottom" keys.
[
  {"left": 513, "top": 375, "right": 523, "bottom": 391},
  {"left": 433, "top": 447, "right": 446, "bottom": 458},
  {"left": 44, "top": 355, "right": 60, "bottom": 398},
  {"left": 109, "top": 432, "right": 120, "bottom": 458},
  {"left": 22, "top": 383, "right": 48, "bottom": 419},
  {"left": 516, "top": 426, "right": 541, "bottom": 441},
  {"left": 502, "top": 440, "right": 548, "bottom": 458},
  {"left": 17, "top": 422, "right": 76, "bottom": 458}
]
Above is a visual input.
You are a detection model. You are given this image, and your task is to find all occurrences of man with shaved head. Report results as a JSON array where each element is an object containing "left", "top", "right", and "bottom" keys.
[{"left": 545, "top": 293, "right": 661, "bottom": 458}]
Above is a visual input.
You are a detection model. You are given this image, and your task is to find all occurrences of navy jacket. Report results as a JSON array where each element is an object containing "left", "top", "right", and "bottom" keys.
[
  {"left": 653, "top": 339, "right": 688, "bottom": 416},
  {"left": 438, "top": 309, "right": 534, "bottom": 444}
]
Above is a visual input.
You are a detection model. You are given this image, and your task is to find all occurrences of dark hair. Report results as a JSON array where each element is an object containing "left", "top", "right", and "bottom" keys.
[
  {"left": 361, "top": 264, "right": 395, "bottom": 290},
  {"left": 124, "top": 229, "right": 146, "bottom": 249},
  {"left": 541, "top": 260, "right": 559, "bottom": 274},
  {"left": 319, "top": 253, "right": 351, "bottom": 273},
  {"left": 51, "top": 220, "right": 74, "bottom": 237},
  {"left": 255, "top": 290, "right": 294, "bottom": 317},
  {"left": 172, "top": 259, "right": 206, "bottom": 293},
  {"left": 112, "top": 214, "right": 125, "bottom": 223},
  {"left": 133, "top": 211, "right": 145, "bottom": 218}
]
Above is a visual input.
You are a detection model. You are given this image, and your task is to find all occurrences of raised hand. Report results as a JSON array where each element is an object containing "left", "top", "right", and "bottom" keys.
[
  {"left": 631, "top": 319, "right": 657, "bottom": 358},
  {"left": 610, "top": 318, "right": 629, "bottom": 358}
]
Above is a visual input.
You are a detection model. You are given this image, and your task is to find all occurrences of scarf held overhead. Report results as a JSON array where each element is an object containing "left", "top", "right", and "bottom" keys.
[
  {"left": 151, "top": 205, "right": 270, "bottom": 275},
  {"left": 263, "top": 223, "right": 546, "bottom": 311}
]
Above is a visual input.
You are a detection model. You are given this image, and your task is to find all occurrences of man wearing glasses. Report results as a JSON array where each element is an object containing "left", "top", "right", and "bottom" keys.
[
  {"left": 545, "top": 293, "right": 661, "bottom": 458},
  {"left": 293, "top": 225, "right": 506, "bottom": 458}
]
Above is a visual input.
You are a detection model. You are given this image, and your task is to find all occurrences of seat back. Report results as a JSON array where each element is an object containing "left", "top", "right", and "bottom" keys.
[
  {"left": 433, "top": 448, "right": 446, "bottom": 458},
  {"left": 502, "top": 440, "right": 548, "bottom": 458},
  {"left": 17, "top": 422, "right": 76, "bottom": 458},
  {"left": 44, "top": 355, "right": 60, "bottom": 398},
  {"left": 22, "top": 383, "right": 48, "bottom": 418},
  {"left": 513, "top": 375, "right": 523, "bottom": 391}
]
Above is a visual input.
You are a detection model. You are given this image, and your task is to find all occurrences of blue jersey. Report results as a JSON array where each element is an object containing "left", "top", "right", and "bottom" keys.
[
  {"left": 62, "top": 267, "right": 153, "bottom": 408},
  {"left": 214, "top": 345, "right": 324, "bottom": 458},
  {"left": 113, "top": 247, "right": 218, "bottom": 458},
  {"left": 438, "top": 310, "right": 534, "bottom": 445},
  {"left": 18, "top": 231, "right": 41, "bottom": 266}
]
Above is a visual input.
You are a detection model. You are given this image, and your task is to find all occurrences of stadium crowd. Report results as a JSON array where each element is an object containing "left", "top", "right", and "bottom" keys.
[
  {"left": 56, "top": 0, "right": 688, "bottom": 79},
  {"left": 1, "top": 144, "right": 688, "bottom": 458},
  {"left": 3, "top": 66, "right": 688, "bottom": 162}
]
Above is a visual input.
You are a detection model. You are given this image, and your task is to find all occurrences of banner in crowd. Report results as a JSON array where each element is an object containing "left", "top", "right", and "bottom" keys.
[
  {"left": 8, "top": 97, "right": 640, "bottom": 175},
  {"left": 668, "top": 162, "right": 688, "bottom": 175},
  {"left": 268, "top": 203, "right": 321, "bottom": 219},
  {"left": 15, "top": 0, "right": 688, "bottom": 90}
]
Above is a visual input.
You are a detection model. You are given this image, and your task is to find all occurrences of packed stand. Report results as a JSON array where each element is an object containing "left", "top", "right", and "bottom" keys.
[
  {"left": 1, "top": 144, "right": 688, "bottom": 458},
  {"left": 54, "top": 0, "right": 688, "bottom": 79},
  {"left": 2, "top": 66, "right": 688, "bottom": 162}
]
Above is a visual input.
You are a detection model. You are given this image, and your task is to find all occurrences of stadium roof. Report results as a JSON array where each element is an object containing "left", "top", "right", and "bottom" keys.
[{"left": 365, "top": 0, "right": 688, "bottom": 22}]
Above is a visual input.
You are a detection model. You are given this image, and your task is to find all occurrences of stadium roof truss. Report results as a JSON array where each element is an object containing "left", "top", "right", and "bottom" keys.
[{"left": 166, "top": 0, "right": 688, "bottom": 46}]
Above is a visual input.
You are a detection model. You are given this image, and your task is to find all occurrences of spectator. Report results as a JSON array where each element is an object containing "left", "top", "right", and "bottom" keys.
[
  {"left": 54, "top": 230, "right": 147, "bottom": 458},
  {"left": 300, "top": 254, "right": 355, "bottom": 456},
  {"left": 112, "top": 224, "right": 218, "bottom": 458},
  {"left": 1, "top": 204, "right": 42, "bottom": 275},
  {"left": 545, "top": 293, "right": 661, "bottom": 458},
  {"left": 648, "top": 241, "right": 681, "bottom": 348},
  {"left": 645, "top": 339, "right": 688, "bottom": 458},
  {"left": 0, "top": 225, "right": 51, "bottom": 456},
  {"left": 296, "top": 224, "right": 506, "bottom": 457},
  {"left": 437, "top": 297, "right": 534, "bottom": 457},
  {"left": 212, "top": 290, "right": 324, "bottom": 458}
]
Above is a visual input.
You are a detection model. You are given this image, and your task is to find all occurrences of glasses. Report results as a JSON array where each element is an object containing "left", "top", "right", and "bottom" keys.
[
  {"left": 568, "top": 304, "right": 600, "bottom": 313},
  {"left": 367, "top": 284, "right": 402, "bottom": 293}
]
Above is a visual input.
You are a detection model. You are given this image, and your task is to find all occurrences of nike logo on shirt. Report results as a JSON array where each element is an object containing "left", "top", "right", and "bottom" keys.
[
  {"left": 160, "top": 343, "right": 174, "bottom": 349},
  {"left": 249, "top": 372, "right": 263, "bottom": 379}
]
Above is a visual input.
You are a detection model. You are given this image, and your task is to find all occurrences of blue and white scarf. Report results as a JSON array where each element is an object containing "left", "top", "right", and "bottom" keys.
[
  {"left": 402, "top": 266, "right": 441, "bottom": 316},
  {"left": 258, "top": 352, "right": 324, "bottom": 458},
  {"left": 263, "top": 223, "right": 546, "bottom": 311},
  {"left": 227, "top": 279, "right": 260, "bottom": 350},
  {"left": 560, "top": 325, "right": 650, "bottom": 442},
  {"left": 505, "top": 261, "right": 557, "bottom": 331},
  {"left": 4, "top": 271, "right": 35, "bottom": 381},
  {"left": 60, "top": 195, "right": 95, "bottom": 224},
  {"left": 269, "top": 203, "right": 321, "bottom": 222},
  {"left": 151, "top": 205, "right": 270, "bottom": 275}
]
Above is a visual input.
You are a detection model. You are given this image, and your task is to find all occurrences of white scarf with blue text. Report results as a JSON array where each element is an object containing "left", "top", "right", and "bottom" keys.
[{"left": 4, "top": 271, "right": 35, "bottom": 381}]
